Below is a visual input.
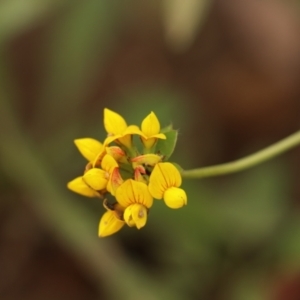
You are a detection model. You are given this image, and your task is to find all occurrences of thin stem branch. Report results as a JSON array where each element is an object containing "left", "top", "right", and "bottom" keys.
[{"left": 182, "top": 130, "right": 300, "bottom": 179}]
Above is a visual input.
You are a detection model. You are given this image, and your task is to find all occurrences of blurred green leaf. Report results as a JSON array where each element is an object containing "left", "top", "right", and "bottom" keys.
[
  {"left": 35, "top": 0, "right": 120, "bottom": 129},
  {"left": 162, "top": 0, "right": 212, "bottom": 51},
  {"left": 0, "top": 0, "right": 69, "bottom": 42},
  {"left": 210, "top": 160, "right": 290, "bottom": 249}
]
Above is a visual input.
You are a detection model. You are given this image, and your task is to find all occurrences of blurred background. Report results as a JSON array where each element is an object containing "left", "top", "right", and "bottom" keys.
[{"left": 1, "top": 0, "right": 300, "bottom": 299}]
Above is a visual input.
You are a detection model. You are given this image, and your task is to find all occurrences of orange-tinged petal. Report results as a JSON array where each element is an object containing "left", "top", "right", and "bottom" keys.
[
  {"left": 106, "top": 146, "right": 126, "bottom": 161},
  {"left": 104, "top": 108, "right": 127, "bottom": 135},
  {"left": 98, "top": 211, "right": 125, "bottom": 237},
  {"left": 148, "top": 162, "right": 182, "bottom": 199},
  {"left": 134, "top": 166, "right": 147, "bottom": 183},
  {"left": 124, "top": 204, "right": 147, "bottom": 229},
  {"left": 74, "top": 138, "right": 103, "bottom": 162},
  {"left": 116, "top": 179, "right": 153, "bottom": 208},
  {"left": 67, "top": 176, "right": 100, "bottom": 198},
  {"left": 141, "top": 112, "right": 160, "bottom": 137},
  {"left": 83, "top": 168, "right": 108, "bottom": 190},
  {"left": 107, "top": 168, "right": 123, "bottom": 196},
  {"left": 164, "top": 187, "right": 187, "bottom": 209}
]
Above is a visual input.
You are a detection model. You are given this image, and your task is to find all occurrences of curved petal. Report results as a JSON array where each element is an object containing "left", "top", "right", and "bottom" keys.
[
  {"left": 141, "top": 137, "right": 156, "bottom": 149},
  {"left": 98, "top": 211, "right": 125, "bottom": 237},
  {"left": 148, "top": 163, "right": 167, "bottom": 199},
  {"left": 124, "top": 204, "right": 147, "bottom": 229},
  {"left": 74, "top": 138, "right": 103, "bottom": 162},
  {"left": 103, "top": 135, "right": 120, "bottom": 146},
  {"left": 107, "top": 168, "right": 123, "bottom": 196},
  {"left": 83, "top": 168, "right": 108, "bottom": 190},
  {"left": 164, "top": 187, "right": 187, "bottom": 209},
  {"left": 131, "top": 154, "right": 162, "bottom": 166},
  {"left": 106, "top": 146, "right": 126, "bottom": 161},
  {"left": 67, "top": 176, "right": 99, "bottom": 198},
  {"left": 116, "top": 179, "right": 153, "bottom": 208},
  {"left": 123, "top": 125, "right": 145, "bottom": 137},
  {"left": 141, "top": 112, "right": 160, "bottom": 137},
  {"left": 104, "top": 108, "right": 127, "bottom": 135},
  {"left": 101, "top": 154, "right": 118, "bottom": 173},
  {"left": 148, "top": 162, "right": 182, "bottom": 199},
  {"left": 151, "top": 133, "right": 166, "bottom": 139},
  {"left": 158, "top": 162, "right": 181, "bottom": 187},
  {"left": 92, "top": 148, "right": 106, "bottom": 167}
]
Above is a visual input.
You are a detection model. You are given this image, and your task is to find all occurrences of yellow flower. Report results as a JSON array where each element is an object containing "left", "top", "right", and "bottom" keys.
[
  {"left": 148, "top": 162, "right": 187, "bottom": 209},
  {"left": 124, "top": 204, "right": 148, "bottom": 229},
  {"left": 141, "top": 112, "right": 166, "bottom": 149},
  {"left": 98, "top": 210, "right": 125, "bottom": 237},
  {"left": 83, "top": 154, "right": 123, "bottom": 195},
  {"left": 74, "top": 138, "right": 105, "bottom": 167},
  {"left": 103, "top": 108, "right": 145, "bottom": 149},
  {"left": 67, "top": 176, "right": 100, "bottom": 198},
  {"left": 99, "top": 199, "right": 126, "bottom": 237},
  {"left": 116, "top": 179, "right": 153, "bottom": 229}
]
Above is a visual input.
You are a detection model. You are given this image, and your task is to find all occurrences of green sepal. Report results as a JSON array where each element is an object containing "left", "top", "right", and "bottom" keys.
[
  {"left": 155, "top": 129, "right": 178, "bottom": 160},
  {"left": 160, "top": 124, "right": 173, "bottom": 133}
]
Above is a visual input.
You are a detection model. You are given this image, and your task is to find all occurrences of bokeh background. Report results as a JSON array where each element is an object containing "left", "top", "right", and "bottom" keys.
[{"left": 1, "top": 0, "right": 300, "bottom": 299}]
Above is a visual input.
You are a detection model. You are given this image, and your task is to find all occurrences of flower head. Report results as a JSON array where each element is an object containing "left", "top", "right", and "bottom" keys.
[
  {"left": 116, "top": 179, "right": 153, "bottom": 229},
  {"left": 74, "top": 138, "right": 105, "bottom": 167},
  {"left": 148, "top": 162, "right": 187, "bottom": 209},
  {"left": 98, "top": 199, "right": 126, "bottom": 237},
  {"left": 83, "top": 154, "right": 123, "bottom": 195},
  {"left": 103, "top": 108, "right": 145, "bottom": 149},
  {"left": 67, "top": 108, "right": 186, "bottom": 238},
  {"left": 67, "top": 176, "right": 101, "bottom": 198},
  {"left": 141, "top": 112, "right": 166, "bottom": 149}
]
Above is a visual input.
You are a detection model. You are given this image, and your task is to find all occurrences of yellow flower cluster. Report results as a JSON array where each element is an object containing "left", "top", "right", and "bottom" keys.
[{"left": 67, "top": 108, "right": 187, "bottom": 237}]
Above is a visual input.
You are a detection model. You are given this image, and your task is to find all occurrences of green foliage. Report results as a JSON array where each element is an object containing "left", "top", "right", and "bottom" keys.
[{"left": 155, "top": 129, "right": 178, "bottom": 160}]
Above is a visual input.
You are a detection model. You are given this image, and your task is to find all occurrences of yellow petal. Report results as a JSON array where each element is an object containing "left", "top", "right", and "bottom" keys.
[
  {"left": 92, "top": 148, "right": 107, "bottom": 168},
  {"left": 131, "top": 154, "right": 162, "bottom": 166},
  {"left": 106, "top": 146, "right": 125, "bottom": 161},
  {"left": 98, "top": 211, "right": 125, "bottom": 237},
  {"left": 141, "top": 112, "right": 161, "bottom": 137},
  {"left": 104, "top": 108, "right": 127, "bottom": 135},
  {"left": 101, "top": 154, "right": 118, "bottom": 173},
  {"left": 117, "top": 135, "right": 132, "bottom": 149},
  {"left": 67, "top": 176, "right": 99, "bottom": 198},
  {"left": 124, "top": 204, "right": 147, "bottom": 229},
  {"left": 123, "top": 125, "right": 145, "bottom": 137},
  {"left": 164, "top": 187, "right": 187, "bottom": 209},
  {"left": 74, "top": 138, "right": 103, "bottom": 162},
  {"left": 141, "top": 137, "right": 154, "bottom": 149},
  {"left": 107, "top": 168, "right": 123, "bottom": 196},
  {"left": 148, "top": 163, "right": 182, "bottom": 199},
  {"left": 83, "top": 168, "right": 108, "bottom": 190},
  {"left": 116, "top": 179, "right": 153, "bottom": 208},
  {"left": 151, "top": 133, "right": 166, "bottom": 139},
  {"left": 134, "top": 166, "right": 147, "bottom": 184}
]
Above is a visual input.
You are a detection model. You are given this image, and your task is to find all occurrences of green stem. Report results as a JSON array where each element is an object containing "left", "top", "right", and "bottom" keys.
[{"left": 182, "top": 130, "right": 300, "bottom": 179}]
